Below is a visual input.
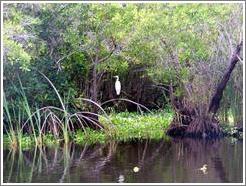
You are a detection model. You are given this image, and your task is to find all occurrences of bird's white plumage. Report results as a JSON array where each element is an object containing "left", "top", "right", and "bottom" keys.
[{"left": 114, "top": 76, "right": 121, "bottom": 95}]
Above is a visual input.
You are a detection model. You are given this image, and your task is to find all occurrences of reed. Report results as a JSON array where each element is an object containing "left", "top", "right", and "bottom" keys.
[
  {"left": 3, "top": 94, "right": 18, "bottom": 149},
  {"left": 3, "top": 72, "right": 114, "bottom": 148}
]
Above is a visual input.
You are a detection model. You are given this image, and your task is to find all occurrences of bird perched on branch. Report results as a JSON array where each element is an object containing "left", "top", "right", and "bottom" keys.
[{"left": 113, "top": 75, "right": 121, "bottom": 95}]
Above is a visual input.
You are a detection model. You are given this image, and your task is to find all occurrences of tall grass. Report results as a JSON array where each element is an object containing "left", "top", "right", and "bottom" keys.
[
  {"left": 3, "top": 72, "right": 114, "bottom": 148},
  {"left": 4, "top": 77, "right": 44, "bottom": 148},
  {"left": 3, "top": 94, "right": 17, "bottom": 148}
]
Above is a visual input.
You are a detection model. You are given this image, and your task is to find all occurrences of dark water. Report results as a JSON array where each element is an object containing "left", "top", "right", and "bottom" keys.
[{"left": 3, "top": 138, "right": 243, "bottom": 183}]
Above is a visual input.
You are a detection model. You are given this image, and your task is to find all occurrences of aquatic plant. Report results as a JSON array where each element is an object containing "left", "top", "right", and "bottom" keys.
[{"left": 74, "top": 111, "right": 173, "bottom": 144}]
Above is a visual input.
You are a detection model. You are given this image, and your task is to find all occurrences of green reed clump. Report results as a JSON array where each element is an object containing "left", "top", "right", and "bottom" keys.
[
  {"left": 3, "top": 72, "right": 113, "bottom": 149},
  {"left": 3, "top": 93, "right": 25, "bottom": 149},
  {"left": 4, "top": 109, "right": 173, "bottom": 148}
]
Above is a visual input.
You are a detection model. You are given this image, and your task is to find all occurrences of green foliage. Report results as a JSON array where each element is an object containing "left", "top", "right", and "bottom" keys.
[
  {"left": 74, "top": 128, "right": 106, "bottom": 144},
  {"left": 3, "top": 38, "right": 31, "bottom": 71},
  {"left": 97, "top": 58, "right": 129, "bottom": 75},
  {"left": 75, "top": 110, "right": 173, "bottom": 144},
  {"left": 3, "top": 110, "right": 173, "bottom": 149},
  {"left": 3, "top": 3, "right": 243, "bottom": 149},
  {"left": 3, "top": 4, "right": 44, "bottom": 70},
  {"left": 64, "top": 53, "right": 89, "bottom": 77},
  {"left": 3, "top": 134, "right": 35, "bottom": 150},
  {"left": 4, "top": 58, "right": 79, "bottom": 111},
  {"left": 42, "top": 133, "right": 60, "bottom": 146},
  {"left": 4, "top": 3, "right": 241, "bottom": 102},
  {"left": 100, "top": 111, "right": 173, "bottom": 142}
]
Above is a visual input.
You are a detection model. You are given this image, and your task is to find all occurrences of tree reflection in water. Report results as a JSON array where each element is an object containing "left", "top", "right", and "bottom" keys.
[{"left": 3, "top": 138, "right": 243, "bottom": 183}]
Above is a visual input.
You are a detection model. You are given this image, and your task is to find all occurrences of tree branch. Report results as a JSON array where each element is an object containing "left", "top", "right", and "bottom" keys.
[{"left": 98, "top": 37, "right": 117, "bottom": 63}]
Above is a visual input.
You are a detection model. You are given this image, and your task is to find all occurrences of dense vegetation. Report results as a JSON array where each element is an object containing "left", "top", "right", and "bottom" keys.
[{"left": 3, "top": 3, "right": 243, "bottom": 148}]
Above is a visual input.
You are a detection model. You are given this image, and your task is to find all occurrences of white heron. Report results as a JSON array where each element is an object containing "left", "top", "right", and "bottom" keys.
[{"left": 113, "top": 75, "right": 121, "bottom": 95}]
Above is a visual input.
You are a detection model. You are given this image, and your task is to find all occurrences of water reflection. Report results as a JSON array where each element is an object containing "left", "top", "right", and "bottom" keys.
[{"left": 3, "top": 138, "right": 243, "bottom": 183}]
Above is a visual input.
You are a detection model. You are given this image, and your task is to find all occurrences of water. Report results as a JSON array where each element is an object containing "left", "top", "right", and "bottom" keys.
[{"left": 3, "top": 138, "right": 243, "bottom": 183}]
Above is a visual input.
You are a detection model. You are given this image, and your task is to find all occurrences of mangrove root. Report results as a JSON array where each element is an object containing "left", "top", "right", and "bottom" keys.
[
  {"left": 166, "top": 41, "right": 243, "bottom": 138},
  {"left": 185, "top": 117, "right": 222, "bottom": 138},
  {"left": 167, "top": 116, "right": 223, "bottom": 138}
]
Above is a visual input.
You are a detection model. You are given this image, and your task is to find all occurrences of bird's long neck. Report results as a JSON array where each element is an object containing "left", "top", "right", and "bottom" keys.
[{"left": 116, "top": 77, "right": 119, "bottom": 81}]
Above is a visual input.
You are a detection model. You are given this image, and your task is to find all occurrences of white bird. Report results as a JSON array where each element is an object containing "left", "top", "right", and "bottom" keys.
[
  {"left": 133, "top": 166, "right": 140, "bottom": 173},
  {"left": 118, "top": 174, "right": 124, "bottom": 183},
  {"left": 199, "top": 164, "right": 208, "bottom": 174},
  {"left": 113, "top": 75, "right": 121, "bottom": 95}
]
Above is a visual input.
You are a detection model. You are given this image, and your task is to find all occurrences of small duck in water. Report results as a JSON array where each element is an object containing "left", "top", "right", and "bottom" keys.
[
  {"left": 118, "top": 175, "right": 124, "bottom": 183},
  {"left": 199, "top": 164, "right": 208, "bottom": 174}
]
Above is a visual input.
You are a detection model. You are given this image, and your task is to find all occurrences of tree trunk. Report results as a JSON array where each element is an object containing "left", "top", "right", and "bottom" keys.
[
  {"left": 208, "top": 41, "right": 243, "bottom": 115},
  {"left": 85, "top": 54, "right": 101, "bottom": 130},
  {"left": 92, "top": 62, "right": 98, "bottom": 111},
  {"left": 167, "top": 41, "right": 243, "bottom": 138}
]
